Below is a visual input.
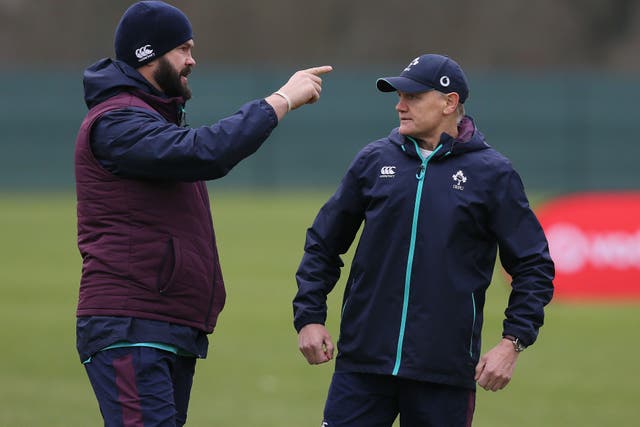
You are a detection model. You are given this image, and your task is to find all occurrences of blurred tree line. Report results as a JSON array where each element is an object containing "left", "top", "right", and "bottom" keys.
[{"left": 1, "top": 0, "right": 639, "bottom": 70}]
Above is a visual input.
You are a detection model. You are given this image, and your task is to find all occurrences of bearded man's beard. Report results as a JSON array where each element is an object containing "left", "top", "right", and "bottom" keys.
[{"left": 153, "top": 57, "right": 192, "bottom": 100}]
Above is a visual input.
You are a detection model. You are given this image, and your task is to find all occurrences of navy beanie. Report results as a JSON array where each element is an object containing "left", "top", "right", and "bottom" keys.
[{"left": 114, "top": 1, "right": 193, "bottom": 68}]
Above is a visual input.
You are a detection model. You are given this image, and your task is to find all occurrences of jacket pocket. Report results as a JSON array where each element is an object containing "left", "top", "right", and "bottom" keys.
[
  {"left": 157, "top": 236, "right": 182, "bottom": 294},
  {"left": 468, "top": 292, "right": 477, "bottom": 359},
  {"left": 341, "top": 265, "right": 362, "bottom": 320}
]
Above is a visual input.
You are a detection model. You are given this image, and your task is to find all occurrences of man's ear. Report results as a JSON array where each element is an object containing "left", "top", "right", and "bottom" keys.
[
  {"left": 139, "top": 59, "right": 158, "bottom": 73},
  {"left": 136, "top": 59, "right": 162, "bottom": 93},
  {"left": 443, "top": 92, "right": 460, "bottom": 115}
]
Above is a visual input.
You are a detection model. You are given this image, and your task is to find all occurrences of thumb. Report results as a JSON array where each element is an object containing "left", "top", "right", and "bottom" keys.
[{"left": 323, "top": 335, "right": 335, "bottom": 359}]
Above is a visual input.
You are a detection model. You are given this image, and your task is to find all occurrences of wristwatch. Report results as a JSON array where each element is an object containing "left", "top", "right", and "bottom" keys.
[{"left": 503, "top": 335, "right": 526, "bottom": 352}]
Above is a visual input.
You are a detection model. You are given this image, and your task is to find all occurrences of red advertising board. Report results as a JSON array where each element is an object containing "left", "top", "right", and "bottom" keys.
[{"left": 536, "top": 192, "right": 640, "bottom": 301}]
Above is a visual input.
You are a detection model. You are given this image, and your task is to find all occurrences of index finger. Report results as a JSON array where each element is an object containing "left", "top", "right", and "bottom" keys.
[{"left": 303, "top": 65, "right": 333, "bottom": 76}]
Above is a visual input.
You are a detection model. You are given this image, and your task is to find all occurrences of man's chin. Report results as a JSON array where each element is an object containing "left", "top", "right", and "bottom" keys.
[
  {"left": 177, "top": 82, "right": 192, "bottom": 100},
  {"left": 398, "top": 127, "right": 412, "bottom": 136}
]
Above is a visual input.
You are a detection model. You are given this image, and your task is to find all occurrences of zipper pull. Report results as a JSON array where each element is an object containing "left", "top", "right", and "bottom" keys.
[
  {"left": 416, "top": 164, "right": 426, "bottom": 180},
  {"left": 179, "top": 105, "right": 188, "bottom": 127}
]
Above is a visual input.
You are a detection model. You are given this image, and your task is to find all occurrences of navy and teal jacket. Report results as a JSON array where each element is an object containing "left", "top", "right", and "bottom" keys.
[{"left": 293, "top": 117, "right": 554, "bottom": 390}]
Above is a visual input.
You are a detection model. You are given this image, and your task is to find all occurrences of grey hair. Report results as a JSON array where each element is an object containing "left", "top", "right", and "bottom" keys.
[
  {"left": 456, "top": 103, "right": 465, "bottom": 124},
  {"left": 439, "top": 91, "right": 466, "bottom": 124}
]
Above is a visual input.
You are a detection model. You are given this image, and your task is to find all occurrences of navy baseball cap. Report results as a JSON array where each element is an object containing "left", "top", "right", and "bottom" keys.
[{"left": 377, "top": 54, "right": 469, "bottom": 103}]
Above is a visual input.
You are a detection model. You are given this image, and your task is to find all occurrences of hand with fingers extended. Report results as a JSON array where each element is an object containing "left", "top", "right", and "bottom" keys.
[
  {"left": 266, "top": 66, "right": 333, "bottom": 119},
  {"left": 298, "top": 323, "right": 335, "bottom": 365}
]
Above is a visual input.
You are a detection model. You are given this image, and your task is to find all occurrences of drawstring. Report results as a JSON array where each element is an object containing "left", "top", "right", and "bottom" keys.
[{"left": 179, "top": 105, "right": 188, "bottom": 127}]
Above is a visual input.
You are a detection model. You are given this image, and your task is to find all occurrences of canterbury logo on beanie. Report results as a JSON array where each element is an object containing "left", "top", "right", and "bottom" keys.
[{"left": 114, "top": 1, "right": 193, "bottom": 68}]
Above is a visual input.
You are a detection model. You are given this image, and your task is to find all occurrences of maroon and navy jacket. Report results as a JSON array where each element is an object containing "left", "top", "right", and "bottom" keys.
[
  {"left": 294, "top": 118, "right": 555, "bottom": 389},
  {"left": 75, "top": 58, "right": 277, "bottom": 360}
]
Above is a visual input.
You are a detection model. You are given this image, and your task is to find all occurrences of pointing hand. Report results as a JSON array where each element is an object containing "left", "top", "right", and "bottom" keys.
[{"left": 266, "top": 66, "right": 333, "bottom": 118}]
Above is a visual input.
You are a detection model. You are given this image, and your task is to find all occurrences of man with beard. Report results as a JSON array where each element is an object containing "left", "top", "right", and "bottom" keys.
[{"left": 74, "top": 1, "right": 331, "bottom": 425}]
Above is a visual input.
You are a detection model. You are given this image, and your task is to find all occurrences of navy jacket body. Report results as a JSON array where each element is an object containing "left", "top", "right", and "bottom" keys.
[{"left": 294, "top": 117, "right": 555, "bottom": 389}]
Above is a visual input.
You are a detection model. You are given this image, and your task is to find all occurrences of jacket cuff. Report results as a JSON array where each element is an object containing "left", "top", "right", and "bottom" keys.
[
  {"left": 294, "top": 314, "right": 326, "bottom": 333},
  {"left": 258, "top": 98, "right": 279, "bottom": 127},
  {"left": 502, "top": 328, "right": 533, "bottom": 347}
]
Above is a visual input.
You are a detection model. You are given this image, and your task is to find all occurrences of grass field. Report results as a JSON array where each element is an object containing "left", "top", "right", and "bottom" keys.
[{"left": 1, "top": 191, "right": 638, "bottom": 426}]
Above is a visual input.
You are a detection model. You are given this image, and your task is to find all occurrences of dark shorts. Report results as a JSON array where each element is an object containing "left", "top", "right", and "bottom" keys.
[
  {"left": 323, "top": 372, "right": 475, "bottom": 427},
  {"left": 84, "top": 346, "right": 197, "bottom": 427}
]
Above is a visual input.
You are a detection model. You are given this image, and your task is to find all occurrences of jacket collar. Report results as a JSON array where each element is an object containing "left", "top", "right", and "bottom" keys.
[
  {"left": 130, "top": 88, "right": 186, "bottom": 125},
  {"left": 390, "top": 116, "right": 488, "bottom": 160},
  {"left": 83, "top": 58, "right": 186, "bottom": 125}
]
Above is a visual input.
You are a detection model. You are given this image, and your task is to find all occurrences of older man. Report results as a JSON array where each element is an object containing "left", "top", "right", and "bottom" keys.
[{"left": 294, "top": 54, "right": 554, "bottom": 426}]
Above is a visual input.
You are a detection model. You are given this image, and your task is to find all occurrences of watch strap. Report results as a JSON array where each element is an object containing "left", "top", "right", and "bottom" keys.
[{"left": 503, "top": 334, "right": 526, "bottom": 352}]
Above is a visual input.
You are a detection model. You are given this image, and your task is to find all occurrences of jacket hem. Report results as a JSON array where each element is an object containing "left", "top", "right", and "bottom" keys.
[
  {"left": 76, "top": 309, "right": 214, "bottom": 334},
  {"left": 335, "top": 361, "right": 476, "bottom": 391}
]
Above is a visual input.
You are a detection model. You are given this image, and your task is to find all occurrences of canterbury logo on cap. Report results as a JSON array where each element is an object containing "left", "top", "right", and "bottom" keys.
[{"left": 135, "top": 45, "right": 154, "bottom": 61}]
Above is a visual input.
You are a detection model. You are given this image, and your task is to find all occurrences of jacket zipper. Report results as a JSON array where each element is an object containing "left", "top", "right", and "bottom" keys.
[{"left": 393, "top": 139, "right": 442, "bottom": 376}]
